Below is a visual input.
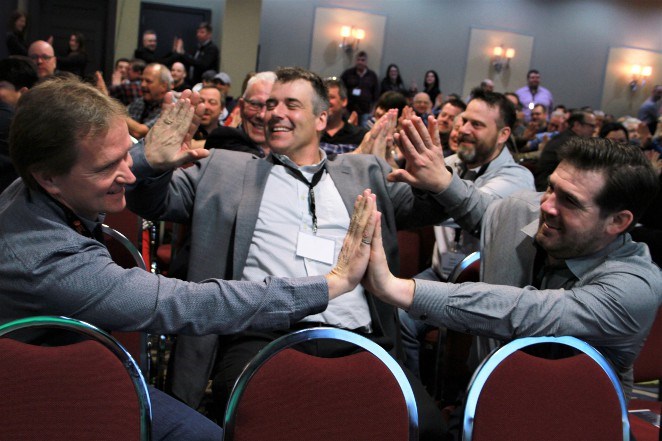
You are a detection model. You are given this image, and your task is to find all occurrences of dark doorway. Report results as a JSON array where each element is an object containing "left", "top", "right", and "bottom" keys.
[
  {"left": 27, "top": 0, "right": 116, "bottom": 79},
  {"left": 139, "top": 3, "right": 212, "bottom": 66}
]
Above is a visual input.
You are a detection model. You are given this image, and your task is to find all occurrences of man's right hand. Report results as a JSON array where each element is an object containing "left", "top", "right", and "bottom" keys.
[{"left": 144, "top": 90, "right": 208, "bottom": 171}]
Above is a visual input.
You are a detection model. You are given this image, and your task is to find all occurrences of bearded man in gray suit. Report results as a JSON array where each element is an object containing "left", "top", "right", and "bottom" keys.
[{"left": 127, "top": 67, "right": 452, "bottom": 439}]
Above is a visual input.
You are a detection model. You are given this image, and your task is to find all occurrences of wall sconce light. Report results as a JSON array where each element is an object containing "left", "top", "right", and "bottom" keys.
[
  {"left": 492, "top": 45, "right": 515, "bottom": 73},
  {"left": 629, "top": 64, "right": 653, "bottom": 91},
  {"left": 339, "top": 25, "right": 365, "bottom": 54}
]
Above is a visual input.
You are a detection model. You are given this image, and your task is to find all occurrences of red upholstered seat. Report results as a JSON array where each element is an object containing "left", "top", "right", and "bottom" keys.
[
  {"left": 0, "top": 316, "right": 150, "bottom": 440},
  {"left": 463, "top": 336, "right": 630, "bottom": 441},
  {"left": 223, "top": 327, "right": 418, "bottom": 441},
  {"left": 629, "top": 307, "right": 662, "bottom": 441}
]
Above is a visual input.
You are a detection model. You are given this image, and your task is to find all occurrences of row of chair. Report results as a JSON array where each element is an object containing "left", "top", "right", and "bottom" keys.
[{"left": 2, "top": 313, "right": 659, "bottom": 440}]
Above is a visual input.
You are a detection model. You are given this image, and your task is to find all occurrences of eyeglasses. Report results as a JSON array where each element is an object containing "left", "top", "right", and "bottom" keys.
[
  {"left": 29, "top": 54, "right": 54, "bottom": 62},
  {"left": 244, "top": 99, "right": 266, "bottom": 111}
]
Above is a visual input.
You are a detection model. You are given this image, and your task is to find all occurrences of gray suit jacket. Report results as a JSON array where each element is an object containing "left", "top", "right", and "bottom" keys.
[{"left": 127, "top": 146, "right": 451, "bottom": 406}]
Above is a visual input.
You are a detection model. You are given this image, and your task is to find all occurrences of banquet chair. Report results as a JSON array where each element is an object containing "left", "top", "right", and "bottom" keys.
[
  {"left": 0, "top": 315, "right": 151, "bottom": 441},
  {"left": 462, "top": 335, "right": 630, "bottom": 441},
  {"left": 222, "top": 327, "right": 418, "bottom": 441},
  {"left": 628, "top": 306, "right": 662, "bottom": 441},
  {"left": 430, "top": 252, "right": 480, "bottom": 403},
  {"left": 102, "top": 224, "right": 151, "bottom": 378}
]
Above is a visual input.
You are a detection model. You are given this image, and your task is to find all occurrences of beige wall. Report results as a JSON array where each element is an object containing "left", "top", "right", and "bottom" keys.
[
  {"left": 221, "top": 0, "right": 262, "bottom": 98},
  {"left": 114, "top": 0, "right": 141, "bottom": 61},
  {"left": 309, "top": 7, "right": 386, "bottom": 79},
  {"left": 601, "top": 47, "right": 662, "bottom": 118},
  {"left": 463, "top": 28, "right": 533, "bottom": 97}
]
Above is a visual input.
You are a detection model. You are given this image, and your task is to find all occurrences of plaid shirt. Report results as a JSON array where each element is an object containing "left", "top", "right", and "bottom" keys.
[
  {"left": 127, "top": 98, "right": 162, "bottom": 129},
  {"left": 109, "top": 80, "right": 142, "bottom": 106}
]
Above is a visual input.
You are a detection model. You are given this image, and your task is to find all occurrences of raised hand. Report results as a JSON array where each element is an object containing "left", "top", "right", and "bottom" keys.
[
  {"left": 389, "top": 114, "right": 451, "bottom": 192},
  {"left": 326, "top": 189, "right": 380, "bottom": 299},
  {"left": 144, "top": 90, "right": 208, "bottom": 171},
  {"left": 362, "top": 214, "right": 416, "bottom": 309}
]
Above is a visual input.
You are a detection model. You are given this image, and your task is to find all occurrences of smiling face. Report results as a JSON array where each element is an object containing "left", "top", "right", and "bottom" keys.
[
  {"left": 437, "top": 102, "right": 463, "bottom": 134},
  {"left": 264, "top": 79, "right": 327, "bottom": 164},
  {"left": 388, "top": 66, "right": 399, "bottom": 81},
  {"left": 142, "top": 32, "right": 157, "bottom": 51},
  {"left": 536, "top": 161, "right": 614, "bottom": 261},
  {"left": 36, "top": 117, "right": 135, "bottom": 220},
  {"left": 199, "top": 87, "right": 222, "bottom": 129},
  {"left": 141, "top": 64, "right": 168, "bottom": 103},
  {"left": 240, "top": 80, "right": 273, "bottom": 146},
  {"left": 170, "top": 62, "right": 186, "bottom": 85},
  {"left": 457, "top": 99, "right": 509, "bottom": 167}
]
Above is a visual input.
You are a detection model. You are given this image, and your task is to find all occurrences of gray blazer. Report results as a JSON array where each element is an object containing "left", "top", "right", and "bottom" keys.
[{"left": 127, "top": 146, "right": 452, "bottom": 406}]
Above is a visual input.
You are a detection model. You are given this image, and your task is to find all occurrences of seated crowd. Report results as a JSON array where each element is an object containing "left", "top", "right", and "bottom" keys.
[{"left": 1, "top": 16, "right": 661, "bottom": 441}]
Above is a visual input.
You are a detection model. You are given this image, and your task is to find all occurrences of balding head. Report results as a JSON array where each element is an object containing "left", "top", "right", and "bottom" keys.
[{"left": 28, "top": 40, "right": 57, "bottom": 79}]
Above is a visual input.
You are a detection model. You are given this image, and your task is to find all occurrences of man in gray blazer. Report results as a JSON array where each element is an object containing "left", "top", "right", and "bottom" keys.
[
  {"left": 0, "top": 76, "right": 378, "bottom": 441},
  {"left": 127, "top": 67, "right": 452, "bottom": 439}
]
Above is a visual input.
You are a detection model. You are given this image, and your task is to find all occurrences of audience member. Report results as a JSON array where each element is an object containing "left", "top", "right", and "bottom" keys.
[
  {"left": 193, "top": 86, "right": 223, "bottom": 140},
  {"left": 437, "top": 98, "right": 466, "bottom": 155},
  {"left": 134, "top": 29, "right": 159, "bottom": 64},
  {"left": 515, "top": 103, "right": 548, "bottom": 149},
  {"left": 422, "top": 69, "right": 441, "bottom": 107},
  {"left": 176, "top": 22, "right": 219, "bottom": 85},
  {"left": 524, "top": 108, "right": 568, "bottom": 152},
  {"left": 515, "top": 69, "right": 554, "bottom": 122},
  {"left": 399, "top": 90, "right": 534, "bottom": 378},
  {"left": 412, "top": 92, "right": 433, "bottom": 123},
  {"left": 28, "top": 40, "right": 57, "bottom": 79},
  {"left": 6, "top": 11, "right": 28, "bottom": 56},
  {"left": 341, "top": 51, "right": 379, "bottom": 127},
  {"left": 56, "top": 32, "right": 87, "bottom": 78},
  {"left": 366, "top": 124, "right": 661, "bottom": 407},
  {"left": 127, "top": 66, "right": 446, "bottom": 440},
  {"left": 204, "top": 71, "right": 276, "bottom": 157},
  {"left": 111, "top": 58, "right": 131, "bottom": 85},
  {"left": 373, "top": 90, "right": 408, "bottom": 121},
  {"left": 126, "top": 62, "right": 171, "bottom": 138},
  {"left": 320, "top": 77, "right": 367, "bottom": 154},
  {"left": 108, "top": 58, "right": 145, "bottom": 106},
  {"left": 535, "top": 109, "right": 595, "bottom": 190},
  {"left": 599, "top": 122, "right": 629, "bottom": 143},
  {"left": 0, "top": 76, "right": 377, "bottom": 441},
  {"left": 380, "top": 63, "right": 408, "bottom": 96},
  {"left": 637, "top": 85, "right": 662, "bottom": 135},
  {"left": 0, "top": 57, "right": 38, "bottom": 193},
  {"left": 170, "top": 61, "right": 190, "bottom": 92}
]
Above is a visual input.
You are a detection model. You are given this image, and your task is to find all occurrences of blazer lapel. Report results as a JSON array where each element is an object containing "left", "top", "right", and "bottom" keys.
[
  {"left": 326, "top": 159, "right": 356, "bottom": 214},
  {"left": 232, "top": 158, "right": 273, "bottom": 279}
]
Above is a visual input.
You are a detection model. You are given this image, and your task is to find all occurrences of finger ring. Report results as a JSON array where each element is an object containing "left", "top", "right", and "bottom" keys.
[
  {"left": 361, "top": 238, "right": 372, "bottom": 245},
  {"left": 164, "top": 119, "right": 173, "bottom": 125}
]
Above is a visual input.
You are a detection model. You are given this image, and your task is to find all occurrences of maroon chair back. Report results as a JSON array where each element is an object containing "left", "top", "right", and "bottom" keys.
[
  {"left": 471, "top": 350, "right": 626, "bottom": 440},
  {"left": 629, "top": 306, "right": 662, "bottom": 441},
  {"left": 0, "top": 338, "right": 143, "bottom": 440}
]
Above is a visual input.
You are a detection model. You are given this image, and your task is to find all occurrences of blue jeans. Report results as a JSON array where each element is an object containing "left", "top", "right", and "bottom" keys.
[{"left": 150, "top": 386, "right": 222, "bottom": 441}]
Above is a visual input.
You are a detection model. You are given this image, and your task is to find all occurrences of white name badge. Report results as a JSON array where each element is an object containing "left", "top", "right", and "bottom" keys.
[
  {"left": 352, "top": 88, "right": 361, "bottom": 96},
  {"left": 296, "top": 231, "right": 335, "bottom": 265}
]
